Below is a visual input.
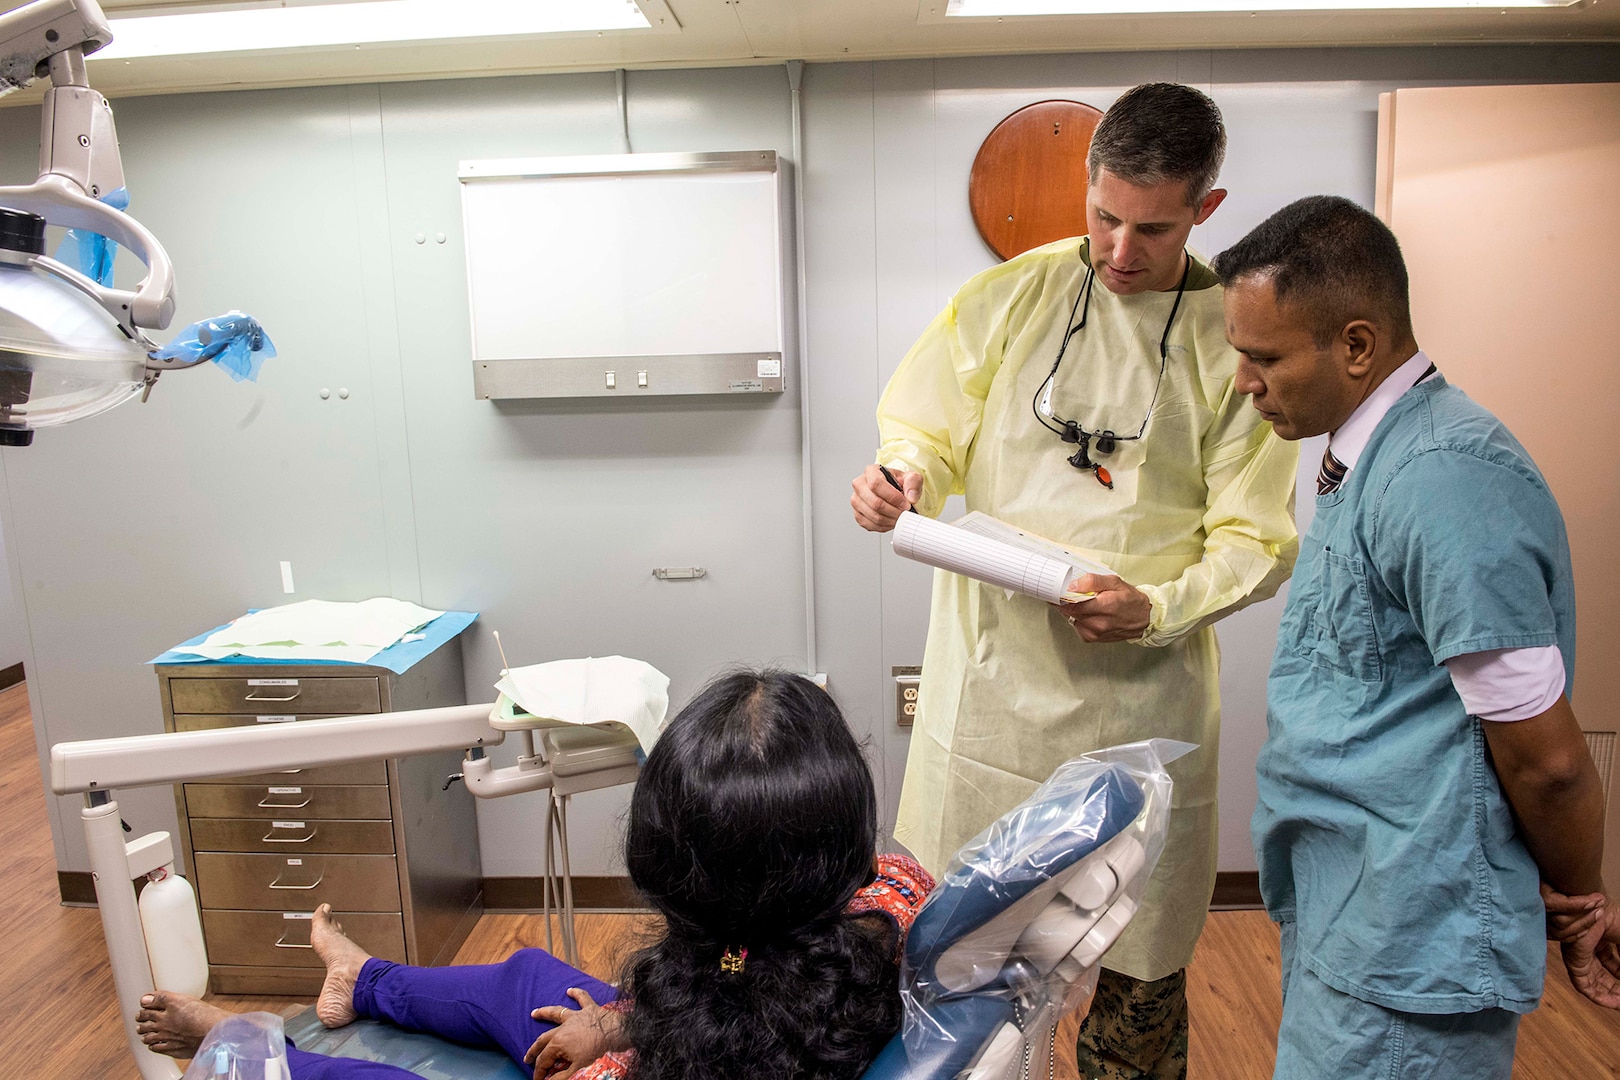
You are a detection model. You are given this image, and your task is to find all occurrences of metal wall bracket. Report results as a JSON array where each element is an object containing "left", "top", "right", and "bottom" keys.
[{"left": 652, "top": 567, "right": 706, "bottom": 581}]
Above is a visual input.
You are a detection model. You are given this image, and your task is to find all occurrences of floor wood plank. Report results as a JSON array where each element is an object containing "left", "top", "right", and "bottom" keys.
[{"left": 5, "top": 681, "right": 1617, "bottom": 1078}]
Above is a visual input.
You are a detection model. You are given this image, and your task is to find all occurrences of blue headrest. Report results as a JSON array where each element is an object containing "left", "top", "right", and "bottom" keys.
[{"left": 859, "top": 765, "right": 1146, "bottom": 1080}]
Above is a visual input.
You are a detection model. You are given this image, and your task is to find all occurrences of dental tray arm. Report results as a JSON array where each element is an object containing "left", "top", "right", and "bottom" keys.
[{"left": 50, "top": 703, "right": 503, "bottom": 795}]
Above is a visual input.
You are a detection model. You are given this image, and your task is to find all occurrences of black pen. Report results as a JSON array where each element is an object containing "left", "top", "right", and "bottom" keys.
[{"left": 878, "top": 464, "right": 919, "bottom": 513}]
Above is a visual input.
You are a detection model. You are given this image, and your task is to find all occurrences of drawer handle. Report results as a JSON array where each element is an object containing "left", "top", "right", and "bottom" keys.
[
  {"left": 273, "top": 933, "right": 315, "bottom": 950},
  {"left": 268, "top": 874, "right": 325, "bottom": 890},
  {"left": 245, "top": 690, "right": 301, "bottom": 702},
  {"left": 257, "top": 796, "right": 313, "bottom": 809},
  {"left": 262, "top": 829, "right": 316, "bottom": 844}
]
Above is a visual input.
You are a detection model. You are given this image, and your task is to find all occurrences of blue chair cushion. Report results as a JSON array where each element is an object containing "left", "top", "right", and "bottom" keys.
[{"left": 283, "top": 1008, "right": 528, "bottom": 1080}]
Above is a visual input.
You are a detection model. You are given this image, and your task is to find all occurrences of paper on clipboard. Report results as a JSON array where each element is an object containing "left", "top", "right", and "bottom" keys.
[{"left": 891, "top": 511, "right": 1114, "bottom": 604}]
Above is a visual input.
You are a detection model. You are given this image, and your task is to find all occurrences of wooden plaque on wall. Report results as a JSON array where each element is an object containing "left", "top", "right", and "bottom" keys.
[{"left": 969, "top": 99, "right": 1103, "bottom": 262}]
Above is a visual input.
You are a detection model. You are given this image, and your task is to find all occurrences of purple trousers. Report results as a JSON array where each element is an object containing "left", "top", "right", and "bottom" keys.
[{"left": 286, "top": 949, "right": 619, "bottom": 1078}]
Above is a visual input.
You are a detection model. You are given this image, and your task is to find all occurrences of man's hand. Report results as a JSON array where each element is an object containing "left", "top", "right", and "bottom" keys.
[
  {"left": 1542, "top": 883, "right": 1620, "bottom": 1010},
  {"left": 851, "top": 464, "right": 922, "bottom": 533},
  {"left": 525, "top": 988, "right": 622, "bottom": 1080},
  {"left": 1542, "top": 881, "right": 1607, "bottom": 943},
  {"left": 1055, "top": 574, "right": 1151, "bottom": 643}
]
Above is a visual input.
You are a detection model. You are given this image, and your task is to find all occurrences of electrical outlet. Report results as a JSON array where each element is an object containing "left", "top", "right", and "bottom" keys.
[{"left": 892, "top": 665, "right": 921, "bottom": 727}]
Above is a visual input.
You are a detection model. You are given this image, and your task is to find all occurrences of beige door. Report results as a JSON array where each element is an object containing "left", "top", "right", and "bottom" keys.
[{"left": 1377, "top": 82, "right": 1620, "bottom": 895}]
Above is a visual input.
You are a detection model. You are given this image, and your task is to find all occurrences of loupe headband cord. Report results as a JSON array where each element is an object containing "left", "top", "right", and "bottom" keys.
[{"left": 1031, "top": 250, "right": 1191, "bottom": 445}]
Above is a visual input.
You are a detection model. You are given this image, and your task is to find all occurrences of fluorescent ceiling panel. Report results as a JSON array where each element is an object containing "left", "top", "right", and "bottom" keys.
[
  {"left": 96, "top": 0, "right": 665, "bottom": 59},
  {"left": 943, "top": 0, "right": 1577, "bottom": 13}
]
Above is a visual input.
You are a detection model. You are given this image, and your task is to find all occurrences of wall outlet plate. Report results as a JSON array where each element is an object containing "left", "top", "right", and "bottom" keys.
[{"left": 892, "top": 665, "right": 921, "bottom": 727}]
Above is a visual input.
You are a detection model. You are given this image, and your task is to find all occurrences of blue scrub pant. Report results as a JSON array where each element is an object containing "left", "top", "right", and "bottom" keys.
[
  {"left": 1273, "top": 923, "right": 1520, "bottom": 1080},
  {"left": 286, "top": 949, "right": 619, "bottom": 1078}
]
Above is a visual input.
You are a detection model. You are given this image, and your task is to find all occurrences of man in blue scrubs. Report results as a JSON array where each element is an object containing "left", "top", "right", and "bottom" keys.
[{"left": 1214, "top": 196, "right": 1618, "bottom": 1078}]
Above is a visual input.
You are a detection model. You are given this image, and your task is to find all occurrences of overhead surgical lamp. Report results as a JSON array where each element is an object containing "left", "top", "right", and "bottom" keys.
[{"left": 0, "top": 0, "right": 267, "bottom": 446}]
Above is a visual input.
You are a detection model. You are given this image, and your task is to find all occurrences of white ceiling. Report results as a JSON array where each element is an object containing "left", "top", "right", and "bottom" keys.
[{"left": 9, "top": 0, "right": 1620, "bottom": 100}]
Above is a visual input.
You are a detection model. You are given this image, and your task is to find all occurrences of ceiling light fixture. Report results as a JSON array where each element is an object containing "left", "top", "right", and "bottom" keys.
[
  {"left": 942, "top": 0, "right": 1578, "bottom": 15},
  {"left": 95, "top": 0, "right": 669, "bottom": 61}
]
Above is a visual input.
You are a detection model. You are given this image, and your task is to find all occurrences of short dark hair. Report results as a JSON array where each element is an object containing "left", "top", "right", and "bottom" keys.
[
  {"left": 1087, "top": 82, "right": 1226, "bottom": 207},
  {"left": 1212, "top": 195, "right": 1413, "bottom": 347}
]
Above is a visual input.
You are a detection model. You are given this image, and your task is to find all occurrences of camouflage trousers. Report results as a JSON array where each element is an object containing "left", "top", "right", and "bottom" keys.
[{"left": 1074, "top": 968, "right": 1188, "bottom": 1080}]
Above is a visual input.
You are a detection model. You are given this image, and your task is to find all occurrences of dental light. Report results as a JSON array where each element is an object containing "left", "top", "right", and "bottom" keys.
[{"left": 0, "top": 0, "right": 251, "bottom": 447}]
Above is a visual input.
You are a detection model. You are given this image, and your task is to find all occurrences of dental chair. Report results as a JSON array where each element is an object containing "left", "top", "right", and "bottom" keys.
[{"left": 280, "top": 745, "right": 1172, "bottom": 1080}]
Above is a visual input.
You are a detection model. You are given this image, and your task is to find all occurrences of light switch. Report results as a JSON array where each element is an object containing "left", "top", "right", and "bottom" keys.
[
  {"left": 605, "top": 370, "right": 616, "bottom": 389},
  {"left": 637, "top": 370, "right": 648, "bottom": 388}
]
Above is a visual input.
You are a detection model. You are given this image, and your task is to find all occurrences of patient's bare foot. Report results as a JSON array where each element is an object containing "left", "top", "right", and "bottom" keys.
[
  {"left": 312, "top": 902, "right": 372, "bottom": 1028},
  {"left": 135, "top": 990, "right": 230, "bottom": 1058}
]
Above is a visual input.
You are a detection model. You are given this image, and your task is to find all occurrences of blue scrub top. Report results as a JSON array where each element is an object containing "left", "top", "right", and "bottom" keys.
[{"left": 1254, "top": 376, "right": 1575, "bottom": 1016}]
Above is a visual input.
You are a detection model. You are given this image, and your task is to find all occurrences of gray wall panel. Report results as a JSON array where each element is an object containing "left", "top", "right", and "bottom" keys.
[
  {"left": 799, "top": 62, "right": 897, "bottom": 827},
  {"left": 374, "top": 68, "right": 805, "bottom": 876},
  {"left": 3, "top": 86, "right": 399, "bottom": 869}
]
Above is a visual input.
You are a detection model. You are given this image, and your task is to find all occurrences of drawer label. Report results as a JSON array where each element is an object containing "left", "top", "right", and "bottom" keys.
[
  {"left": 271, "top": 821, "right": 305, "bottom": 830},
  {"left": 268, "top": 786, "right": 303, "bottom": 795},
  {"left": 248, "top": 679, "right": 299, "bottom": 687},
  {"left": 286, "top": 859, "right": 303, "bottom": 866},
  {"left": 283, "top": 912, "right": 313, "bottom": 921},
  {"left": 257, "top": 715, "right": 297, "bottom": 724}
]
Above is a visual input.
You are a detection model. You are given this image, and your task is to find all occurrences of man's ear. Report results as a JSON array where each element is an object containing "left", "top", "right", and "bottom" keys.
[
  {"left": 1193, "top": 187, "right": 1228, "bottom": 226},
  {"left": 1342, "top": 320, "right": 1379, "bottom": 378}
]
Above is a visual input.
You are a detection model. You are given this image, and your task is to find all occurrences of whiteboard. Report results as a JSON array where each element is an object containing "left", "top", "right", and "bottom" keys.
[{"left": 459, "top": 153, "right": 785, "bottom": 365}]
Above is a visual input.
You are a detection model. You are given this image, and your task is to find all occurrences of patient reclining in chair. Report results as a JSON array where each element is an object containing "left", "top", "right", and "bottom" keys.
[{"left": 137, "top": 670, "right": 936, "bottom": 1080}]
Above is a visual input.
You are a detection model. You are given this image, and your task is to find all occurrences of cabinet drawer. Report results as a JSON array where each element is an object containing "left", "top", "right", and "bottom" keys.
[
  {"left": 201, "top": 910, "right": 406, "bottom": 969},
  {"left": 169, "top": 677, "right": 380, "bottom": 716},
  {"left": 189, "top": 818, "right": 396, "bottom": 855},
  {"left": 195, "top": 852, "right": 401, "bottom": 911},
  {"left": 185, "top": 784, "right": 393, "bottom": 820}
]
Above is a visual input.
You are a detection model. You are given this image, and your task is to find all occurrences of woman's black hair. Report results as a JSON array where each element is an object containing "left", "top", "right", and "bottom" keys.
[{"left": 621, "top": 669, "right": 901, "bottom": 1080}]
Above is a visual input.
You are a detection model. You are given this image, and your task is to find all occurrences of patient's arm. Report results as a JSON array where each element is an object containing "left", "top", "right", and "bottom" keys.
[{"left": 527, "top": 987, "right": 629, "bottom": 1079}]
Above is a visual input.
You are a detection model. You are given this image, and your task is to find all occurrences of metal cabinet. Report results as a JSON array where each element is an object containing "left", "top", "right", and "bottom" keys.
[{"left": 158, "top": 640, "right": 481, "bottom": 995}]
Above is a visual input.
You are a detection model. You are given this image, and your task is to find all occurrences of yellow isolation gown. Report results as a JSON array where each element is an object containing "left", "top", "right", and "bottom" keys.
[{"left": 881, "top": 237, "right": 1299, "bottom": 981}]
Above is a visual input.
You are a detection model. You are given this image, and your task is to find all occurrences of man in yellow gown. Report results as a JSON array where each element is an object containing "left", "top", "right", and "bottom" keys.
[{"left": 851, "top": 84, "right": 1299, "bottom": 1078}]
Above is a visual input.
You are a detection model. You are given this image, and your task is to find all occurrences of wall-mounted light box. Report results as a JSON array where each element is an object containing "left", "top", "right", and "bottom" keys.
[{"left": 459, "top": 151, "right": 789, "bottom": 401}]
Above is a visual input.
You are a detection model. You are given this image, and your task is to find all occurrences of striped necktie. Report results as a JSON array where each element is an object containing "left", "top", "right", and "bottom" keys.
[{"left": 1317, "top": 448, "right": 1348, "bottom": 495}]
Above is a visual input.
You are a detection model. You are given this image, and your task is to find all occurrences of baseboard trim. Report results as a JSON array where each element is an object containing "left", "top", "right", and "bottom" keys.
[
  {"left": 1211, "top": 870, "right": 1263, "bottom": 910},
  {"left": 0, "top": 663, "right": 23, "bottom": 692}
]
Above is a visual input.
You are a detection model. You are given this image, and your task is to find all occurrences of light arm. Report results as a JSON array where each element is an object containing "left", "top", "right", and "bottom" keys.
[{"left": 0, "top": 0, "right": 176, "bottom": 334}]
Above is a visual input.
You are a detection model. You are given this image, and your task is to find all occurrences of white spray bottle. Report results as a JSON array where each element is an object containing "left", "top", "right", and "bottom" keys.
[{"left": 139, "top": 863, "right": 209, "bottom": 998}]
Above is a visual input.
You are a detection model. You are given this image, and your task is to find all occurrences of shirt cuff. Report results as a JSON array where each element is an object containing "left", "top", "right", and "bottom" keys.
[
  {"left": 1130, "top": 583, "right": 1169, "bottom": 647},
  {"left": 1443, "top": 645, "right": 1565, "bottom": 722}
]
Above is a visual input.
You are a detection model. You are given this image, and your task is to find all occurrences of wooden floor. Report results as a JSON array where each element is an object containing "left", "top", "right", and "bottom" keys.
[{"left": 4, "top": 681, "right": 1618, "bottom": 1078}]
